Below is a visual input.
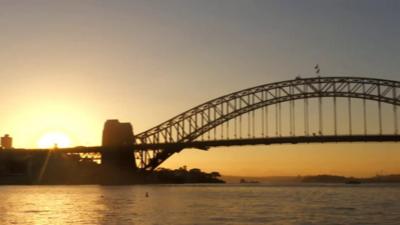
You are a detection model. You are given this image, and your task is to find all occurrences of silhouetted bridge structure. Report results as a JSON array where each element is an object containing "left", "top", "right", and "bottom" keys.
[{"left": 7, "top": 76, "right": 400, "bottom": 171}]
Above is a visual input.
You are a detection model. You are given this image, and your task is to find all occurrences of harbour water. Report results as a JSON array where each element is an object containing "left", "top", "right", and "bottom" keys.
[{"left": 0, "top": 183, "right": 399, "bottom": 225}]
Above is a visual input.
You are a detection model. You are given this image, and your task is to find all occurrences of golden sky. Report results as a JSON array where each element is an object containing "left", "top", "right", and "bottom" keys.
[{"left": 0, "top": 0, "right": 399, "bottom": 176}]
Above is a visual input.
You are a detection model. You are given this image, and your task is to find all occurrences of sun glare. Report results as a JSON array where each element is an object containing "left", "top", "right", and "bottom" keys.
[{"left": 38, "top": 132, "right": 72, "bottom": 149}]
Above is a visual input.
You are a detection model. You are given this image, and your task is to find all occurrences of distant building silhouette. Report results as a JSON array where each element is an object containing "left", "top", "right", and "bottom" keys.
[
  {"left": 101, "top": 120, "right": 136, "bottom": 169},
  {"left": 1, "top": 134, "right": 12, "bottom": 149}
]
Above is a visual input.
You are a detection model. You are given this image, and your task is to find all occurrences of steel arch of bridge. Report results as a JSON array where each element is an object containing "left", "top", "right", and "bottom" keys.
[{"left": 134, "top": 76, "right": 400, "bottom": 170}]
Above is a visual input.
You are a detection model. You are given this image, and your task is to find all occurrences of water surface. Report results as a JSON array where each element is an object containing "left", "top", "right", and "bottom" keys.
[{"left": 0, "top": 183, "right": 399, "bottom": 225}]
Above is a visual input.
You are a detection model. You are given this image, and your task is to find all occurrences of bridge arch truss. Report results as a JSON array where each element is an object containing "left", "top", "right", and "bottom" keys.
[{"left": 134, "top": 76, "right": 400, "bottom": 170}]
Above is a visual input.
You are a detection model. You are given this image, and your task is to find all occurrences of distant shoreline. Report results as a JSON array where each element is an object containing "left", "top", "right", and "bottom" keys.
[{"left": 222, "top": 174, "right": 400, "bottom": 184}]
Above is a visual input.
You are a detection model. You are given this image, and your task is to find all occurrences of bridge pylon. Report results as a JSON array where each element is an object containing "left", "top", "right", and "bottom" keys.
[{"left": 101, "top": 120, "right": 137, "bottom": 169}]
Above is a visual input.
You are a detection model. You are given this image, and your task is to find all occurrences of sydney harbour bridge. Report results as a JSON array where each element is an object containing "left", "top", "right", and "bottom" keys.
[{"left": 6, "top": 76, "right": 400, "bottom": 171}]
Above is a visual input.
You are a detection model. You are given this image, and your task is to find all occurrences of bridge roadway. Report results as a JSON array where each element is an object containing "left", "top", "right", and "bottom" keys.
[{"left": 3, "top": 134, "right": 400, "bottom": 154}]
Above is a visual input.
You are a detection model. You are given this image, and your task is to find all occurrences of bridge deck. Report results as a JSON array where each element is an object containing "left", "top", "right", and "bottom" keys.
[{"left": 2, "top": 135, "right": 399, "bottom": 154}]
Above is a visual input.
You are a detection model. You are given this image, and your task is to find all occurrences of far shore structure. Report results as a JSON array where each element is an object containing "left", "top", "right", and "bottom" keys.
[{"left": 1, "top": 134, "right": 12, "bottom": 149}]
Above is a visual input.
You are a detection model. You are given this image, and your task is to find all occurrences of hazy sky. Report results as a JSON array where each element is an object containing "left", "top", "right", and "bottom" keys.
[{"left": 1, "top": 0, "right": 399, "bottom": 176}]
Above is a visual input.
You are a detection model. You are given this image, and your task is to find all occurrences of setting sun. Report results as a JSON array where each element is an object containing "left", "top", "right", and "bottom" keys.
[{"left": 38, "top": 132, "right": 72, "bottom": 149}]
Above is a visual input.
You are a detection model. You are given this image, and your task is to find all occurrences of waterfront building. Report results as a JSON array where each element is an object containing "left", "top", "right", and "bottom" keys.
[{"left": 1, "top": 134, "right": 12, "bottom": 149}]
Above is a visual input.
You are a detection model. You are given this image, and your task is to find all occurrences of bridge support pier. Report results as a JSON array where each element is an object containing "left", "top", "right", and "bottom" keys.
[{"left": 101, "top": 147, "right": 136, "bottom": 170}]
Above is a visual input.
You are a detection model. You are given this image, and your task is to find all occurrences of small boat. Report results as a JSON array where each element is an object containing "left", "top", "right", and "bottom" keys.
[
  {"left": 240, "top": 178, "right": 259, "bottom": 184},
  {"left": 345, "top": 180, "right": 361, "bottom": 185}
]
